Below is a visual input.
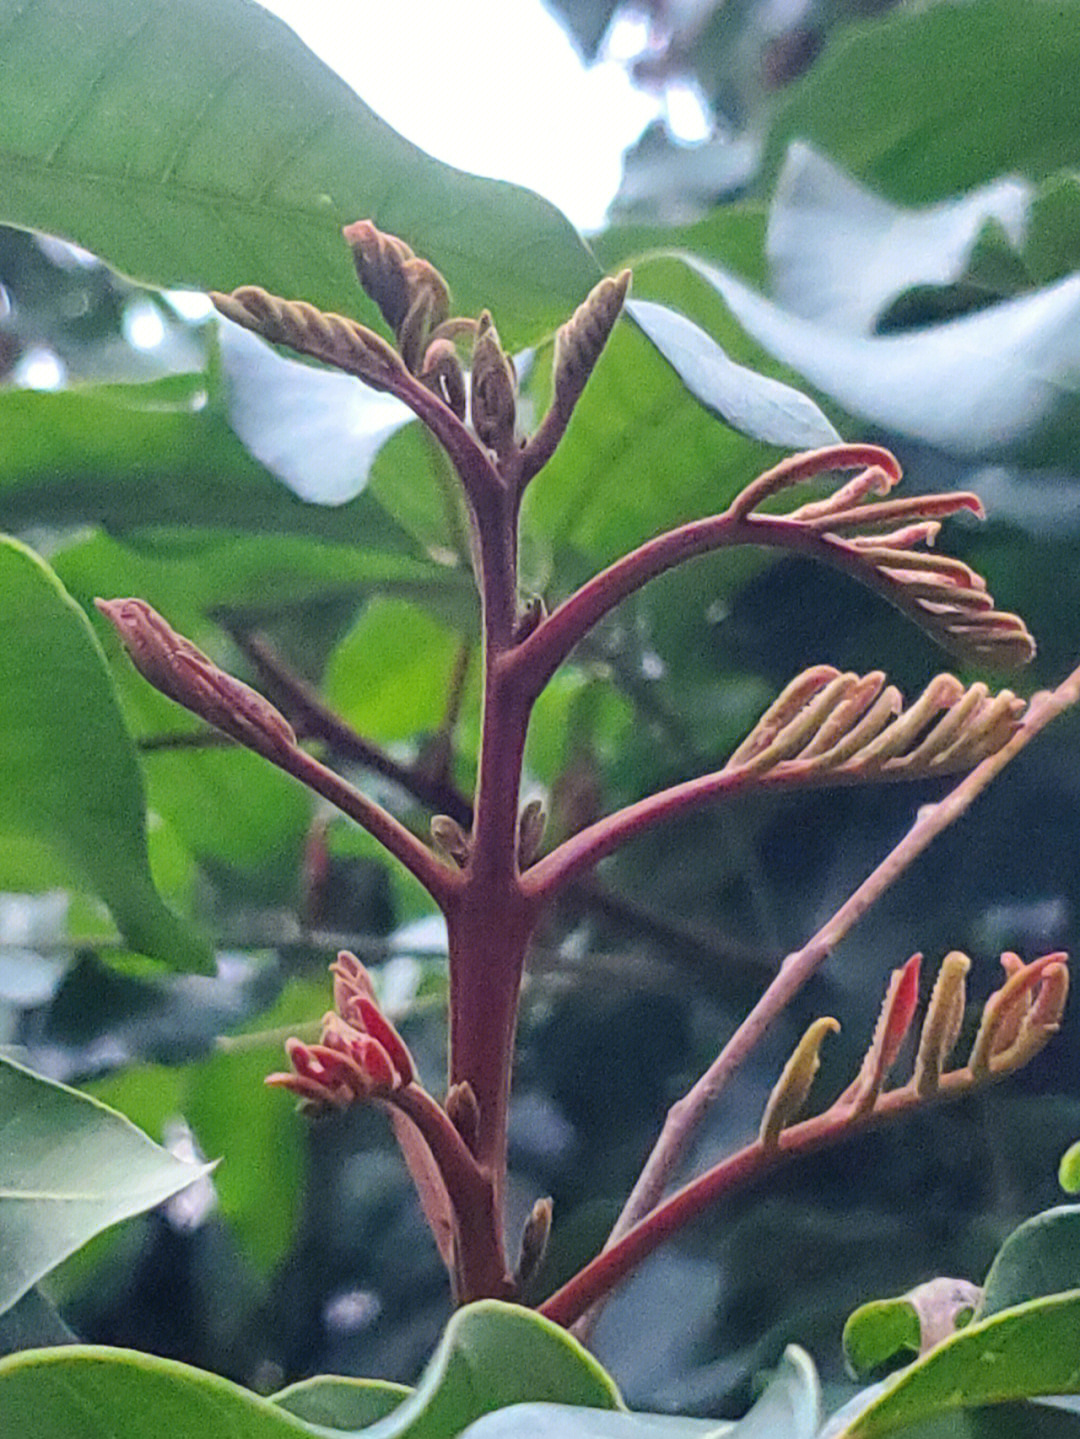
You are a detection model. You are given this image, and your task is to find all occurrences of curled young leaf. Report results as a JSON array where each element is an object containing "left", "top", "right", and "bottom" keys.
[
  {"left": 848, "top": 952, "right": 922, "bottom": 1114},
  {"left": 95, "top": 597, "right": 296, "bottom": 759},
  {"left": 726, "top": 667, "right": 1025, "bottom": 784},
  {"left": 913, "top": 951, "right": 970, "bottom": 1096},
  {"left": 760, "top": 1016, "right": 840, "bottom": 1148},
  {"left": 470, "top": 311, "right": 517, "bottom": 459},
  {"left": 211, "top": 286, "right": 407, "bottom": 393},
  {"left": 342, "top": 220, "right": 451, "bottom": 370},
  {"left": 728, "top": 445, "right": 1036, "bottom": 669}
]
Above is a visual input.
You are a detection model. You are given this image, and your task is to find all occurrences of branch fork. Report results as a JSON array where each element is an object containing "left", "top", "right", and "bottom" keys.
[{"left": 93, "top": 220, "right": 1079, "bottom": 1324}]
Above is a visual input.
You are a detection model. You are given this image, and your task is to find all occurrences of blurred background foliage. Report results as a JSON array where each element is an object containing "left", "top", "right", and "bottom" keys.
[{"left": 2, "top": 0, "right": 1080, "bottom": 1420}]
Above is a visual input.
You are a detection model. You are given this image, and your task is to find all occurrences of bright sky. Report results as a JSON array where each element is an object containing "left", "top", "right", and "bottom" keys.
[{"left": 258, "top": 0, "right": 663, "bottom": 232}]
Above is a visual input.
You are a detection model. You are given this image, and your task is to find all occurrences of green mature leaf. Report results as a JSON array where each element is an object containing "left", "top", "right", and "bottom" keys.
[
  {"left": 830, "top": 1292, "right": 1080, "bottom": 1438},
  {"left": 323, "top": 598, "right": 473, "bottom": 743},
  {"left": 353, "top": 1300, "right": 622, "bottom": 1438},
  {"left": 0, "top": 374, "right": 418, "bottom": 548},
  {"left": 521, "top": 321, "right": 773, "bottom": 566},
  {"left": 0, "top": 536, "right": 211, "bottom": 969},
  {"left": 0, "top": 0, "right": 597, "bottom": 350},
  {"left": 592, "top": 204, "right": 769, "bottom": 288},
  {"left": 53, "top": 530, "right": 456, "bottom": 637},
  {"left": 1025, "top": 175, "right": 1080, "bottom": 285},
  {"left": 980, "top": 1207, "right": 1080, "bottom": 1318},
  {"left": 272, "top": 1375, "right": 411, "bottom": 1429},
  {"left": 843, "top": 1300, "right": 922, "bottom": 1381},
  {"left": 0, "top": 1344, "right": 315, "bottom": 1439},
  {"left": 0, "top": 1055, "right": 213, "bottom": 1317},
  {"left": 0, "top": 1301, "right": 621, "bottom": 1438},
  {"left": 457, "top": 1346, "right": 815, "bottom": 1438},
  {"left": 1060, "top": 1143, "right": 1080, "bottom": 1195},
  {"left": 844, "top": 1280, "right": 980, "bottom": 1381},
  {"left": 764, "top": 0, "right": 1080, "bottom": 204},
  {"left": 825, "top": 1398, "right": 1080, "bottom": 1438},
  {"left": 628, "top": 298, "right": 841, "bottom": 449}
]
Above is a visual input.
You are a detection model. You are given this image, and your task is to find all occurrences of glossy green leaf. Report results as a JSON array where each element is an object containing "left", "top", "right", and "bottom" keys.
[
  {"left": 843, "top": 1299, "right": 923, "bottom": 1381},
  {"left": 844, "top": 1280, "right": 980, "bottom": 1380},
  {"left": 765, "top": 0, "right": 1080, "bottom": 204},
  {"left": 1060, "top": 1143, "right": 1080, "bottom": 1195},
  {"left": 830, "top": 1291, "right": 1080, "bottom": 1438},
  {"left": 0, "top": 1055, "right": 213, "bottom": 1317},
  {"left": 980, "top": 1207, "right": 1080, "bottom": 1319},
  {"left": 355, "top": 1300, "right": 622, "bottom": 1438},
  {"left": 0, "top": 1301, "right": 621, "bottom": 1438},
  {"left": 627, "top": 298, "right": 841, "bottom": 449},
  {"left": 0, "top": 1344, "right": 314, "bottom": 1438},
  {"left": 0, "top": 536, "right": 211, "bottom": 969},
  {"left": 323, "top": 598, "right": 472, "bottom": 743},
  {"left": 0, "top": 0, "right": 597, "bottom": 350},
  {"left": 825, "top": 1396, "right": 1080, "bottom": 1438},
  {"left": 461, "top": 1346, "right": 815, "bottom": 1438},
  {"left": 272, "top": 1375, "right": 411, "bottom": 1429},
  {"left": 0, "top": 374, "right": 416, "bottom": 549}
]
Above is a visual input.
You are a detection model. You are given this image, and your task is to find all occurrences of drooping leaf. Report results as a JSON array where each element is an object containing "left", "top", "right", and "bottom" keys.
[
  {"left": 0, "top": 1055, "right": 213, "bottom": 1317},
  {"left": 979, "top": 1206, "right": 1080, "bottom": 1319},
  {"left": 0, "top": 0, "right": 597, "bottom": 350},
  {"left": 658, "top": 252, "right": 1080, "bottom": 468},
  {"left": 764, "top": 0, "right": 1080, "bottom": 205},
  {"left": 767, "top": 143, "right": 1032, "bottom": 334},
  {"left": 826, "top": 1291, "right": 1080, "bottom": 1438},
  {"left": 627, "top": 298, "right": 841, "bottom": 450},
  {"left": 0, "top": 537, "right": 210, "bottom": 969}
]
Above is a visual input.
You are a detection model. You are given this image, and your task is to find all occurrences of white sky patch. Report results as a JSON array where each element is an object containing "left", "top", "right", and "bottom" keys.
[{"left": 258, "top": 0, "right": 660, "bottom": 232}]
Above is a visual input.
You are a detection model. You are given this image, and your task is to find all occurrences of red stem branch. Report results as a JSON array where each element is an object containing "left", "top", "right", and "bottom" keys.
[
  {"left": 596, "top": 662, "right": 1080, "bottom": 1260},
  {"left": 270, "top": 744, "right": 460, "bottom": 907},
  {"left": 539, "top": 1067, "right": 991, "bottom": 1329},
  {"left": 536, "top": 505, "right": 993, "bottom": 695}
]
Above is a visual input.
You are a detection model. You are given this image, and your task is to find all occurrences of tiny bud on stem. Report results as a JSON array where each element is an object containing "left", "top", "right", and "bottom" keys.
[{"left": 95, "top": 597, "right": 296, "bottom": 758}]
